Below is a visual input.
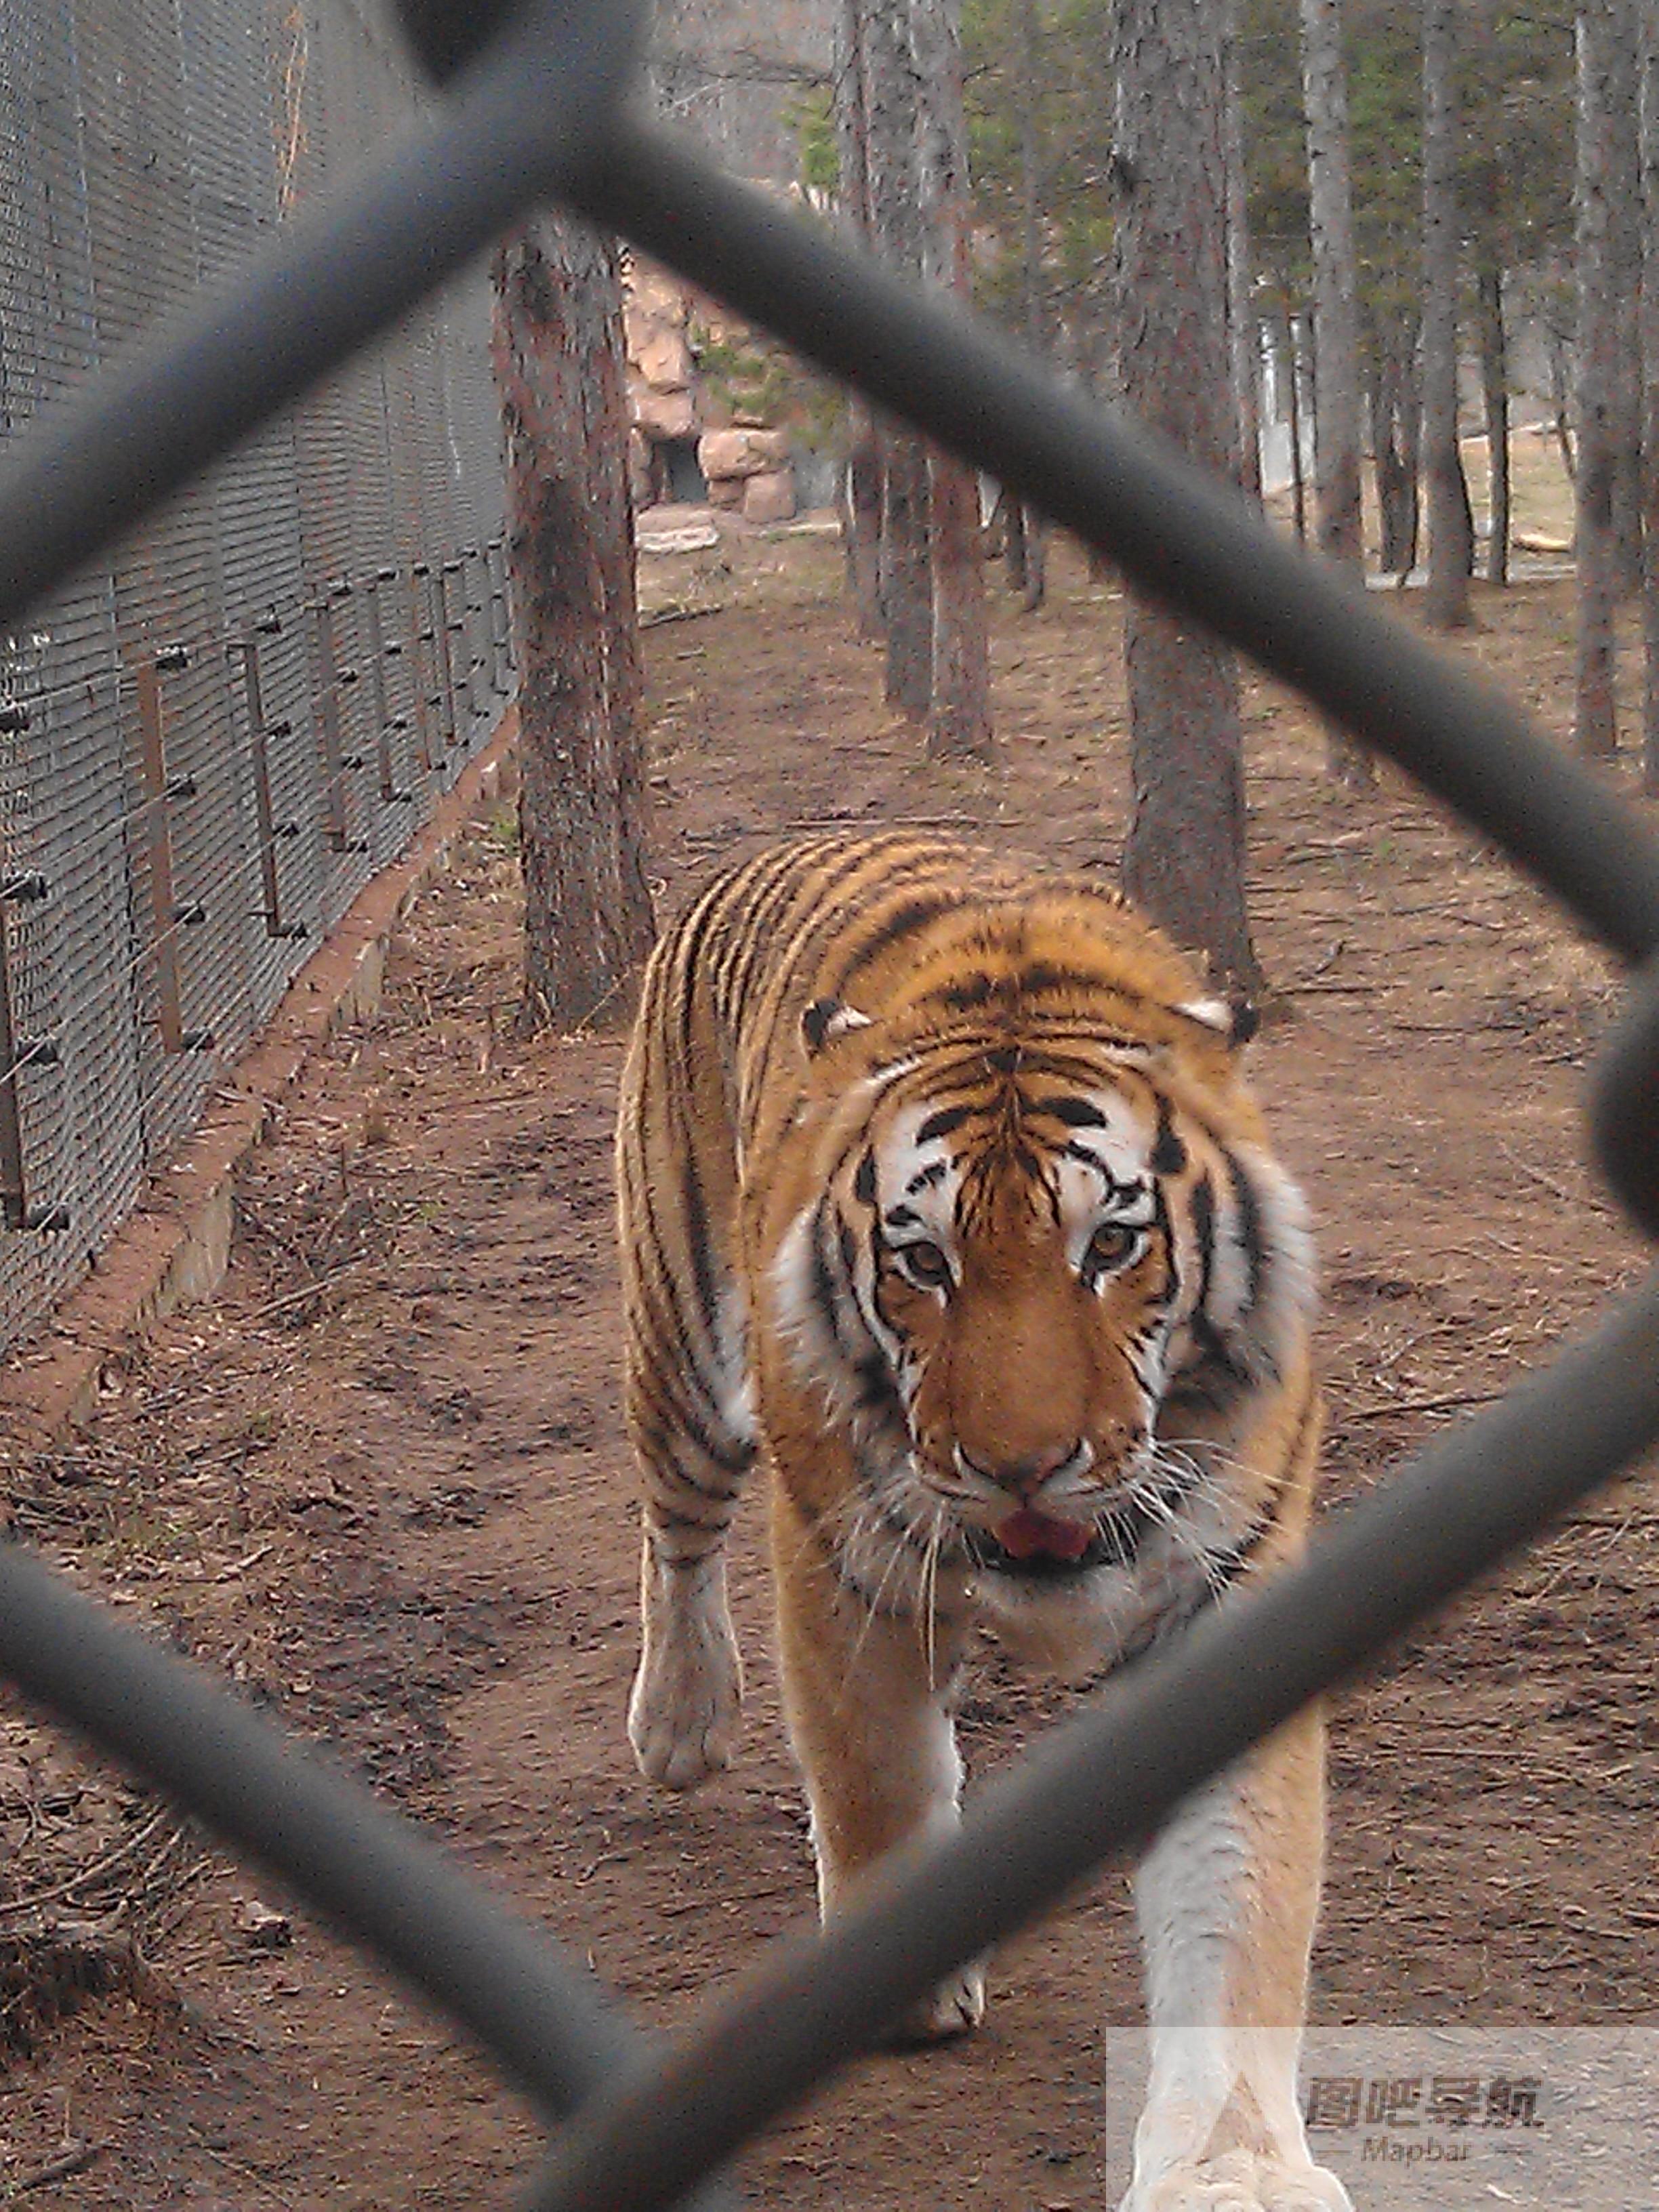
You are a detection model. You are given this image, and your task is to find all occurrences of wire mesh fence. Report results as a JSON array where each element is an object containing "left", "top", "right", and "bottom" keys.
[
  {"left": 0, "top": 0, "right": 510, "bottom": 1352},
  {"left": 2, "top": 2, "right": 1659, "bottom": 2209}
]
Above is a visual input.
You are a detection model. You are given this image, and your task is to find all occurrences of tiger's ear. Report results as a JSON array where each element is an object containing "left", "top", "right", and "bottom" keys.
[
  {"left": 801, "top": 997, "right": 874, "bottom": 1056},
  {"left": 1177, "top": 994, "right": 1259, "bottom": 1048}
]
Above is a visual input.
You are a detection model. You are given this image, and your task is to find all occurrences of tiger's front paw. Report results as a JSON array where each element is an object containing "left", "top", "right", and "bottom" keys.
[
  {"left": 628, "top": 1557, "right": 743, "bottom": 1790},
  {"left": 1121, "top": 2149, "right": 1351, "bottom": 2212},
  {"left": 885, "top": 1962, "right": 987, "bottom": 2047}
]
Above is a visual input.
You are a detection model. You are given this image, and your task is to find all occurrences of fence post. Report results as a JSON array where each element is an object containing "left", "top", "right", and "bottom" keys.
[
  {"left": 232, "top": 617, "right": 308, "bottom": 941},
  {"left": 0, "top": 748, "right": 64, "bottom": 1231},
  {"left": 365, "top": 568, "right": 415, "bottom": 807},
  {"left": 430, "top": 563, "right": 462, "bottom": 758},
  {"left": 486, "top": 535, "right": 512, "bottom": 695},
  {"left": 314, "top": 586, "right": 372, "bottom": 857},
  {"left": 136, "top": 646, "right": 213, "bottom": 1054}
]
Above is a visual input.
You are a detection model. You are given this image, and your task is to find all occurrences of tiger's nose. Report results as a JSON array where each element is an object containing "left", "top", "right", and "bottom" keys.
[{"left": 954, "top": 1439, "right": 1090, "bottom": 1500}]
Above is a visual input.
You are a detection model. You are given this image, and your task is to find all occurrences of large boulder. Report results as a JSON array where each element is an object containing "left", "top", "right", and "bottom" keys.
[
  {"left": 627, "top": 428, "right": 653, "bottom": 504},
  {"left": 742, "top": 469, "right": 797, "bottom": 525},
  {"left": 632, "top": 382, "right": 697, "bottom": 441},
  {"left": 697, "top": 426, "right": 793, "bottom": 482},
  {"left": 634, "top": 325, "right": 693, "bottom": 394}
]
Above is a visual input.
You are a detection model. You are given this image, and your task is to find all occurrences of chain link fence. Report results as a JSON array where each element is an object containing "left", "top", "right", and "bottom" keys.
[
  {"left": 3, "top": 3, "right": 1659, "bottom": 2210},
  {"left": 0, "top": 0, "right": 510, "bottom": 1351}
]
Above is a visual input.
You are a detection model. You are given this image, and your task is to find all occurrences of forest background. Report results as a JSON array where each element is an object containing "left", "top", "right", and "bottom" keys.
[{"left": 516, "top": 0, "right": 1645, "bottom": 1026}]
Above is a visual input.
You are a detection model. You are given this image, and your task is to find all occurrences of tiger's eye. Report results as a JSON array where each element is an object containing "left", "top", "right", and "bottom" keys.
[
  {"left": 1083, "top": 1223, "right": 1139, "bottom": 1277},
  {"left": 896, "top": 1240, "right": 952, "bottom": 1290}
]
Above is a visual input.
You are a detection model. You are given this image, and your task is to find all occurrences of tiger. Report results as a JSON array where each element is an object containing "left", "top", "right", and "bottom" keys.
[{"left": 615, "top": 832, "right": 1351, "bottom": 2212}]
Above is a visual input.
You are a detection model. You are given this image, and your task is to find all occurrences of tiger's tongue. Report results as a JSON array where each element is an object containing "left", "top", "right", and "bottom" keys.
[{"left": 996, "top": 1508, "right": 1091, "bottom": 1563}]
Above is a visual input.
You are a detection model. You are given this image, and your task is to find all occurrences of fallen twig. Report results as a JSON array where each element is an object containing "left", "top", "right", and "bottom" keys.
[
  {"left": 1343, "top": 1388, "right": 1504, "bottom": 1422},
  {"left": 0, "top": 1805, "right": 176, "bottom": 1921},
  {"left": 242, "top": 1261, "right": 370, "bottom": 1325},
  {"left": 10, "top": 2142, "right": 105, "bottom": 2196},
  {"left": 1496, "top": 1139, "right": 1612, "bottom": 1216}
]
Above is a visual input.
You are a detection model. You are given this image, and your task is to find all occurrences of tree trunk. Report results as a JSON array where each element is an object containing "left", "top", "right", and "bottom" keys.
[
  {"left": 1575, "top": 0, "right": 1623, "bottom": 757},
  {"left": 912, "top": 0, "right": 992, "bottom": 760},
  {"left": 842, "top": 411, "right": 885, "bottom": 641},
  {"left": 492, "top": 214, "right": 655, "bottom": 1029},
  {"left": 926, "top": 459, "right": 990, "bottom": 758},
  {"left": 834, "top": 3, "right": 884, "bottom": 643},
  {"left": 1642, "top": 0, "right": 1659, "bottom": 790},
  {"left": 1281, "top": 296, "right": 1309, "bottom": 542},
  {"left": 863, "top": 2, "right": 934, "bottom": 720},
  {"left": 1013, "top": 0, "right": 1049, "bottom": 609},
  {"left": 1300, "top": 0, "right": 1370, "bottom": 783},
  {"left": 1225, "top": 0, "right": 1262, "bottom": 502},
  {"left": 1019, "top": 513, "right": 1047, "bottom": 613},
  {"left": 879, "top": 429, "right": 935, "bottom": 718},
  {"left": 1300, "top": 0, "right": 1361, "bottom": 567},
  {"left": 1475, "top": 260, "right": 1511, "bottom": 588},
  {"left": 835, "top": 0, "right": 873, "bottom": 236},
  {"left": 1422, "top": 0, "right": 1472, "bottom": 629},
  {"left": 1395, "top": 322, "right": 1423, "bottom": 579},
  {"left": 1371, "top": 323, "right": 1420, "bottom": 579},
  {"left": 1003, "top": 493, "right": 1027, "bottom": 592},
  {"left": 1550, "top": 329, "right": 1576, "bottom": 483},
  {"left": 1467, "top": 0, "right": 1510, "bottom": 592},
  {"left": 1112, "top": 0, "right": 1263, "bottom": 1001},
  {"left": 1606, "top": 8, "right": 1644, "bottom": 596}
]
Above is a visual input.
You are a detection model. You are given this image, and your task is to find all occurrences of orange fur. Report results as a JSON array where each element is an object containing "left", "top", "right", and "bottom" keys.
[{"left": 617, "top": 835, "right": 1349, "bottom": 2205}]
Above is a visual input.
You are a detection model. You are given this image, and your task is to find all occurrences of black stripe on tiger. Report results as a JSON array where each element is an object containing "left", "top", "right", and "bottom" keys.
[{"left": 823, "top": 884, "right": 974, "bottom": 1000}]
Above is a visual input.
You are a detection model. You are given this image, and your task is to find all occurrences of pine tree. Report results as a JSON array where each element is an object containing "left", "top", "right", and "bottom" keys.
[
  {"left": 1300, "top": 0, "right": 1371, "bottom": 779},
  {"left": 1422, "top": 0, "right": 1473, "bottom": 628},
  {"left": 842, "top": 0, "right": 991, "bottom": 754},
  {"left": 1574, "top": 0, "right": 1626, "bottom": 756},
  {"left": 1113, "top": 0, "right": 1263, "bottom": 999},
  {"left": 491, "top": 214, "right": 654, "bottom": 1027},
  {"left": 1225, "top": 1, "right": 1263, "bottom": 504},
  {"left": 862, "top": 1, "right": 936, "bottom": 720},
  {"left": 835, "top": 0, "right": 885, "bottom": 640},
  {"left": 912, "top": 0, "right": 993, "bottom": 759}
]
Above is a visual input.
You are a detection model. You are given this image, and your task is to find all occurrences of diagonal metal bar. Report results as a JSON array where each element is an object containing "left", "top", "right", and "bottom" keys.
[
  {"left": 0, "top": 0, "right": 648, "bottom": 635},
  {"left": 1590, "top": 960, "right": 1659, "bottom": 1242},
  {"left": 0, "top": 1539, "right": 735, "bottom": 2211},
  {"left": 574, "top": 115, "right": 1659, "bottom": 978},
  {"left": 517, "top": 1266, "right": 1659, "bottom": 2212}
]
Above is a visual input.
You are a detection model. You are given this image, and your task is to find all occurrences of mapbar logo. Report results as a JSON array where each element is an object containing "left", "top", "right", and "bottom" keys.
[
  {"left": 1103, "top": 2026, "right": 1659, "bottom": 2209},
  {"left": 1361, "top": 2135, "right": 1471, "bottom": 2166}
]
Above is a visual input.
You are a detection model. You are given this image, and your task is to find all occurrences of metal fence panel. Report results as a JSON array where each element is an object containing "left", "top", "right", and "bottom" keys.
[
  {"left": 0, "top": 0, "right": 510, "bottom": 1348},
  {"left": 0, "top": 2, "right": 146, "bottom": 1294}
]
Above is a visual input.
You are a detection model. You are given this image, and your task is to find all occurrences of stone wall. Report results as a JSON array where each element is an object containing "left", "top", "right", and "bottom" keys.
[{"left": 623, "top": 254, "right": 800, "bottom": 522}]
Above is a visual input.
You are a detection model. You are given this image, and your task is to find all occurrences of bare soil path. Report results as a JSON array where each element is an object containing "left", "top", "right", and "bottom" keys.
[{"left": 3, "top": 533, "right": 1656, "bottom": 2209}]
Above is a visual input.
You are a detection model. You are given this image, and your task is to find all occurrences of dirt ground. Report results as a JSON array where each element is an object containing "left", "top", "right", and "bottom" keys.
[{"left": 3, "top": 524, "right": 1658, "bottom": 2209}]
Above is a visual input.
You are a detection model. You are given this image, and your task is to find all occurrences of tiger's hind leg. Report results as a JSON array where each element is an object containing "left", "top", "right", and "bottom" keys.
[
  {"left": 617, "top": 930, "right": 757, "bottom": 1793},
  {"left": 619, "top": 1191, "right": 754, "bottom": 1792},
  {"left": 629, "top": 1538, "right": 744, "bottom": 1792}
]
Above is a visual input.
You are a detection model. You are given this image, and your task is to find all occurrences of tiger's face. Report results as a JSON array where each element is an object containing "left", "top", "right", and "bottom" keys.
[
  {"left": 869, "top": 1082, "right": 1172, "bottom": 1568},
  {"left": 770, "top": 1025, "right": 1312, "bottom": 1643}
]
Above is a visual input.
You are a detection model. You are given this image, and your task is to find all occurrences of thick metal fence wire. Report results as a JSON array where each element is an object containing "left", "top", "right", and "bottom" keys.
[
  {"left": 2, "top": 1, "right": 1659, "bottom": 2209},
  {"left": 0, "top": 0, "right": 513, "bottom": 1354}
]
